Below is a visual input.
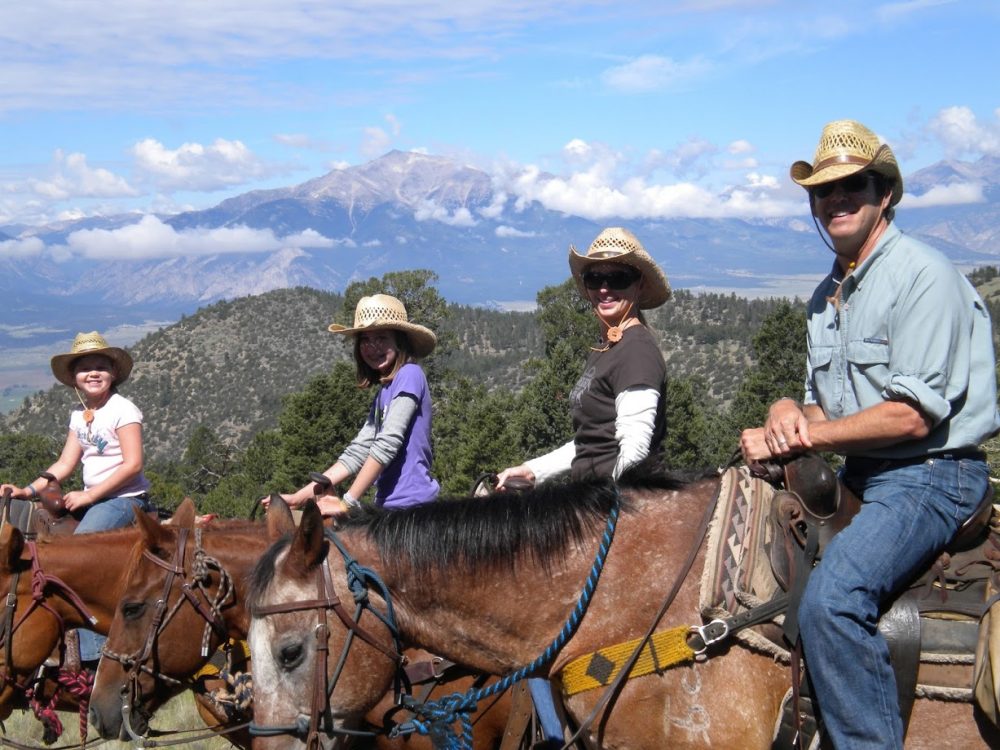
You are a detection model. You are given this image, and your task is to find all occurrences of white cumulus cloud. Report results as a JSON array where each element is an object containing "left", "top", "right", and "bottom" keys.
[
  {"left": 413, "top": 201, "right": 476, "bottom": 227},
  {"left": 59, "top": 214, "right": 334, "bottom": 261},
  {"left": 901, "top": 182, "right": 985, "bottom": 208},
  {"left": 132, "top": 138, "right": 272, "bottom": 192},
  {"left": 928, "top": 106, "right": 1000, "bottom": 157},
  {"left": 29, "top": 150, "right": 137, "bottom": 200}
]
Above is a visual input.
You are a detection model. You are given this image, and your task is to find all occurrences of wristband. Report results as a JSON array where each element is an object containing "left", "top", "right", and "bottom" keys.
[
  {"left": 26, "top": 484, "right": 37, "bottom": 499},
  {"left": 342, "top": 492, "right": 360, "bottom": 508}
]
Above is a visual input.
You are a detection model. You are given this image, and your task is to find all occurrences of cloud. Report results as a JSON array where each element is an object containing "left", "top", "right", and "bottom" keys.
[
  {"left": 361, "top": 114, "right": 403, "bottom": 158},
  {"left": 57, "top": 214, "right": 335, "bottom": 261},
  {"left": 413, "top": 201, "right": 477, "bottom": 227},
  {"left": 901, "top": 182, "right": 985, "bottom": 209},
  {"left": 273, "top": 133, "right": 334, "bottom": 151},
  {"left": 645, "top": 138, "right": 718, "bottom": 177},
  {"left": 495, "top": 225, "right": 537, "bottom": 238},
  {"left": 132, "top": 138, "right": 275, "bottom": 192},
  {"left": 0, "top": 236, "right": 46, "bottom": 258},
  {"left": 875, "top": 0, "right": 955, "bottom": 23},
  {"left": 28, "top": 150, "right": 137, "bottom": 200},
  {"left": 506, "top": 163, "right": 801, "bottom": 220},
  {"left": 601, "top": 54, "right": 712, "bottom": 93},
  {"left": 927, "top": 106, "right": 1000, "bottom": 157}
]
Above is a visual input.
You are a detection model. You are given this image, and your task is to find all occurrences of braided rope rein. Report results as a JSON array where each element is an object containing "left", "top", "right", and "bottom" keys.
[{"left": 391, "top": 490, "right": 622, "bottom": 750}]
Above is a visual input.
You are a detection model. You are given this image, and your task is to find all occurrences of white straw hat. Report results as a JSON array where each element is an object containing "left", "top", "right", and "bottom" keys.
[
  {"left": 790, "top": 119, "right": 903, "bottom": 207},
  {"left": 568, "top": 227, "right": 671, "bottom": 309},
  {"left": 328, "top": 294, "right": 436, "bottom": 357},
  {"left": 50, "top": 331, "right": 134, "bottom": 387}
]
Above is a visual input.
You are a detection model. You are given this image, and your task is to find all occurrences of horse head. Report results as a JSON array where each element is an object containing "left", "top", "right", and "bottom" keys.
[
  {"left": 89, "top": 498, "right": 262, "bottom": 744},
  {"left": 247, "top": 497, "right": 403, "bottom": 749}
]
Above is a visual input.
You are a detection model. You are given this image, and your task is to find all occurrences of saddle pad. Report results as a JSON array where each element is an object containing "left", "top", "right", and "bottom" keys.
[{"left": 699, "top": 466, "right": 788, "bottom": 661}]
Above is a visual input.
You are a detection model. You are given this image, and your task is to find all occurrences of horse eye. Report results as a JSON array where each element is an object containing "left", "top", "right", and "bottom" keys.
[
  {"left": 121, "top": 602, "right": 146, "bottom": 620},
  {"left": 278, "top": 642, "right": 305, "bottom": 671}
]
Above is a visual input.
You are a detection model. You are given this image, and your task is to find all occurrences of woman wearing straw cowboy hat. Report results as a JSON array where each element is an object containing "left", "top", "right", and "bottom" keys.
[
  {"left": 1, "top": 331, "right": 153, "bottom": 667},
  {"left": 496, "top": 227, "right": 669, "bottom": 489},
  {"left": 273, "top": 294, "right": 440, "bottom": 515},
  {"left": 741, "top": 120, "right": 998, "bottom": 748}
]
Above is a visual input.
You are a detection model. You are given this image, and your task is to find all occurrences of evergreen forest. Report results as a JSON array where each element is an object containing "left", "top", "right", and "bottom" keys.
[{"left": 3, "top": 267, "right": 998, "bottom": 518}]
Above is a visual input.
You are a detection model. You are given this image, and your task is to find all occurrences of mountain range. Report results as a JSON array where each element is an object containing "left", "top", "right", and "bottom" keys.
[{"left": 3, "top": 149, "right": 1000, "bottom": 392}]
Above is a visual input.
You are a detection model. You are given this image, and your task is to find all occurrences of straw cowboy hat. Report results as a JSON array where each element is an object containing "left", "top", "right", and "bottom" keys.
[
  {"left": 568, "top": 227, "right": 671, "bottom": 309},
  {"left": 328, "top": 294, "right": 437, "bottom": 357},
  {"left": 790, "top": 119, "right": 904, "bottom": 207},
  {"left": 50, "top": 331, "right": 134, "bottom": 388}
]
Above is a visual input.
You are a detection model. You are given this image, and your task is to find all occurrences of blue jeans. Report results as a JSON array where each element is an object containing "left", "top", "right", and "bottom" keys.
[
  {"left": 798, "top": 455, "right": 989, "bottom": 750},
  {"left": 74, "top": 494, "right": 153, "bottom": 662}
]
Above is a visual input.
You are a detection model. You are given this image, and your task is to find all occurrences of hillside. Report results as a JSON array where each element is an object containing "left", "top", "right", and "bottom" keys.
[{"left": 3, "top": 285, "right": 795, "bottom": 461}]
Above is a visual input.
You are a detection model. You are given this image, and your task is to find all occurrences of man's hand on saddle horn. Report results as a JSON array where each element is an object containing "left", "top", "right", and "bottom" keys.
[{"left": 741, "top": 398, "right": 812, "bottom": 463}]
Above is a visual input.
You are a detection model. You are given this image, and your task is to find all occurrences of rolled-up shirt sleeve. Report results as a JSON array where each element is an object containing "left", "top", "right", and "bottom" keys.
[{"left": 880, "top": 260, "right": 972, "bottom": 428}]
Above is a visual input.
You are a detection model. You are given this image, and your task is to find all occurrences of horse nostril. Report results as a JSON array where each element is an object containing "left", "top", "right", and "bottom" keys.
[{"left": 278, "top": 642, "right": 305, "bottom": 671}]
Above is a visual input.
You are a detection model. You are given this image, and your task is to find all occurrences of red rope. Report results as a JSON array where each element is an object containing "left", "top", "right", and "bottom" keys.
[{"left": 57, "top": 667, "right": 93, "bottom": 745}]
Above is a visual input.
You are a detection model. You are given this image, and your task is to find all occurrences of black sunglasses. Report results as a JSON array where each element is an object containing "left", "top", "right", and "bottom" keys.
[
  {"left": 810, "top": 171, "right": 874, "bottom": 200},
  {"left": 582, "top": 270, "right": 640, "bottom": 290}
]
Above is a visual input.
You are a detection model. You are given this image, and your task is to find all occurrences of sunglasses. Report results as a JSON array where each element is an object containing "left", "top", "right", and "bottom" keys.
[
  {"left": 582, "top": 270, "right": 640, "bottom": 290},
  {"left": 810, "top": 172, "right": 874, "bottom": 200}
]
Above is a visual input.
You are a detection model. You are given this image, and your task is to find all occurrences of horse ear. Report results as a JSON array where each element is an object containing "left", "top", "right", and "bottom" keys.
[
  {"left": 171, "top": 498, "right": 197, "bottom": 528},
  {"left": 266, "top": 494, "right": 296, "bottom": 541},
  {"left": 284, "top": 500, "right": 327, "bottom": 578},
  {"left": 135, "top": 503, "right": 169, "bottom": 549},
  {"left": 0, "top": 524, "right": 24, "bottom": 573}
]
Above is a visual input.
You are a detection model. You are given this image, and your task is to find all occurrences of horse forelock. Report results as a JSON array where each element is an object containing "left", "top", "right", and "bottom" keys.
[
  {"left": 336, "top": 472, "right": 696, "bottom": 577},
  {"left": 246, "top": 533, "right": 294, "bottom": 611}
]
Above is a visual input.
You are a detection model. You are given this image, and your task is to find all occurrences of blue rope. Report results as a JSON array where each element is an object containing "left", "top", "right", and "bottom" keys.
[
  {"left": 326, "top": 529, "right": 403, "bottom": 655},
  {"left": 393, "top": 491, "right": 623, "bottom": 749}
]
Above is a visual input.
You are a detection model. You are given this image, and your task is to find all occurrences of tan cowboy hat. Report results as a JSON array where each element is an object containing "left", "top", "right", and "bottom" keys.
[
  {"left": 568, "top": 227, "right": 671, "bottom": 309},
  {"left": 790, "top": 119, "right": 904, "bottom": 207},
  {"left": 50, "top": 331, "right": 134, "bottom": 387},
  {"left": 328, "top": 294, "right": 436, "bottom": 357}
]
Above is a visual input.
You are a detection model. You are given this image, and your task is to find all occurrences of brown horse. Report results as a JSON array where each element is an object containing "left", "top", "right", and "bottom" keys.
[
  {"left": 88, "top": 497, "right": 514, "bottom": 750},
  {"left": 0, "top": 503, "right": 247, "bottom": 745},
  {"left": 246, "top": 471, "right": 1000, "bottom": 750}
]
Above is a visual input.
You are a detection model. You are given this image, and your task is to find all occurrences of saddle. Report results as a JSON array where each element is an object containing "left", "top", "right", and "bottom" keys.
[
  {"left": 759, "top": 454, "right": 999, "bottom": 747},
  {"left": 1, "top": 477, "right": 79, "bottom": 539}
]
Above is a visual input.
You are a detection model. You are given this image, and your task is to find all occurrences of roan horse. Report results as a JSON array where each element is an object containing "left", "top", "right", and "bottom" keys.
[
  {"left": 246, "top": 469, "right": 1000, "bottom": 749},
  {"left": 0, "top": 502, "right": 247, "bottom": 746},
  {"left": 89, "top": 496, "right": 514, "bottom": 750}
]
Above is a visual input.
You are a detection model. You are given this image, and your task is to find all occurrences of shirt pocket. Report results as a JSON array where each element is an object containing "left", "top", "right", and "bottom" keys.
[{"left": 846, "top": 339, "right": 890, "bottom": 368}]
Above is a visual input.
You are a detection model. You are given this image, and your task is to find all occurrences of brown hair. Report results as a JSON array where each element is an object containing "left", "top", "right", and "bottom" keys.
[{"left": 352, "top": 330, "right": 416, "bottom": 388}]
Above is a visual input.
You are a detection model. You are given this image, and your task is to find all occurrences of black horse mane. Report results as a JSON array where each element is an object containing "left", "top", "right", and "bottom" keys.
[
  {"left": 340, "top": 462, "right": 711, "bottom": 577},
  {"left": 247, "top": 463, "right": 714, "bottom": 600}
]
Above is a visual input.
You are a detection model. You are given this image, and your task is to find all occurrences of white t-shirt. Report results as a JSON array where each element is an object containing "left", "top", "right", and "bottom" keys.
[{"left": 69, "top": 392, "right": 150, "bottom": 497}]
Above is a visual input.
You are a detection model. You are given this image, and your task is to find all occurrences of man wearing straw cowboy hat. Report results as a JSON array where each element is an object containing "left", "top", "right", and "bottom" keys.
[{"left": 741, "top": 120, "right": 999, "bottom": 748}]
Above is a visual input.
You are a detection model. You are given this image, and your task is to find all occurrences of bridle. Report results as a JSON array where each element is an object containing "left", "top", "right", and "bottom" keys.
[
  {"left": 249, "top": 528, "right": 404, "bottom": 749},
  {"left": 101, "top": 525, "right": 237, "bottom": 742},
  {"left": 0, "top": 531, "right": 100, "bottom": 745},
  {"left": 0, "top": 539, "right": 98, "bottom": 687}
]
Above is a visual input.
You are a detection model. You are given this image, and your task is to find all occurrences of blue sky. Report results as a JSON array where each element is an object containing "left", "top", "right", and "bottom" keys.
[{"left": 1, "top": 0, "right": 999, "bottom": 241}]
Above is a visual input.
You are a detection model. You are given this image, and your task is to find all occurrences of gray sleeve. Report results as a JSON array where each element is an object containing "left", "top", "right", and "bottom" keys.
[
  {"left": 369, "top": 394, "right": 419, "bottom": 466},
  {"left": 337, "top": 418, "right": 377, "bottom": 476}
]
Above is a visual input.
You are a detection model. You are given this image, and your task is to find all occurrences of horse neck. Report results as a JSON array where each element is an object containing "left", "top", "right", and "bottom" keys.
[
  {"left": 340, "top": 528, "right": 601, "bottom": 675},
  {"left": 31, "top": 529, "right": 139, "bottom": 629}
]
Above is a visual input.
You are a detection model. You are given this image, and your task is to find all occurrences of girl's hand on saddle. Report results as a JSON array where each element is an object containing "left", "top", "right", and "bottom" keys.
[
  {"left": 0, "top": 483, "right": 27, "bottom": 499},
  {"left": 62, "top": 489, "right": 95, "bottom": 512},
  {"left": 495, "top": 466, "right": 535, "bottom": 492},
  {"left": 316, "top": 495, "right": 350, "bottom": 518}
]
